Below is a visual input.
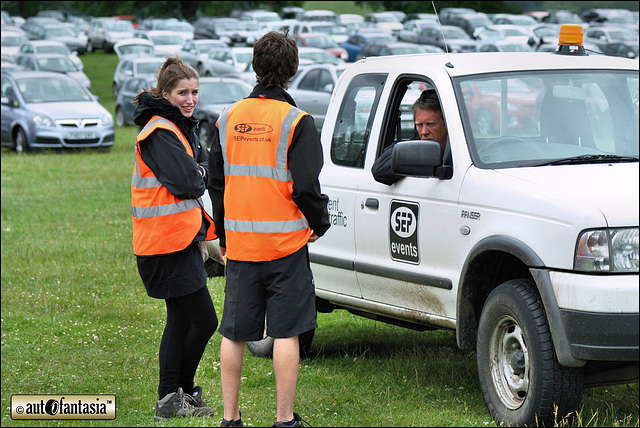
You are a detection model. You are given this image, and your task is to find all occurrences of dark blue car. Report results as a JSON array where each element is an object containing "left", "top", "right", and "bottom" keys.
[{"left": 340, "top": 31, "right": 396, "bottom": 62}]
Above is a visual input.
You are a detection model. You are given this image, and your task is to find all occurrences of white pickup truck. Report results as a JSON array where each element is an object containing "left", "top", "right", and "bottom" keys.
[
  {"left": 305, "top": 34, "right": 638, "bottom": 426},
  {"left": 208, "top": 29, "right": 640, "bottom": 427}
]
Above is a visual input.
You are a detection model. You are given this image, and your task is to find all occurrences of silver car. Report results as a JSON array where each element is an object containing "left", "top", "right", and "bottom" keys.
[
  {"left": 13, "top": 53, "right": 91, "bottom": 92},
  {"left": 177, "top": 39, "right": 228, "bottom": 70},
  {"left": 198, "top": 46, "right": 253, "bottom": 77},
  {"left": 1, "top": 70, "right": 115, "bottom": 152},
  {"left": 286, "top": 63, "right": 347, "bottom": 133},
  {"left": 112, "top": 55, "right": 165, "bottom": 98}
]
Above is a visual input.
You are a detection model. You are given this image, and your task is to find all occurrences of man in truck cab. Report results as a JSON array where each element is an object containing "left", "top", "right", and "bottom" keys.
[{"left": 371, "top": 89, "right": 449, "bottom": 185}]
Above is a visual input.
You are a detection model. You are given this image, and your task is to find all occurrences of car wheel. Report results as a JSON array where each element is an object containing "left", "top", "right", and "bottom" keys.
[
  {"left": 247, "top": 323, "right": 316, "bottom": 359},
  {"left": 115, "top": 106, "right": 126, "bottom": 127},
  {"left": 476, "top": 109, "right": 495, "bottom": 135},
  {"left": 13, "top": 127, "right": 29, "bottom": 153},
  {"left": 476, "top": 279, "right": 584, "bottom": 427}
]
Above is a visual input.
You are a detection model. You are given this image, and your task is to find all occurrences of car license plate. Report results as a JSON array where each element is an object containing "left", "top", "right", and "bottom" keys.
[{"left": 68, "top": 131, "right": 96, "bottom": 140}]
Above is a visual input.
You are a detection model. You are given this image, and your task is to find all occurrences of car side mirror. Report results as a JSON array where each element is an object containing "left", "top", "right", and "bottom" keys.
[{"left": 391, "top": 139, "right": 443, "bottom": 178}]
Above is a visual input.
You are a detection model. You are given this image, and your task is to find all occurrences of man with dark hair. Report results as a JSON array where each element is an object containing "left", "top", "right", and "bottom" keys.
[
  {"left": 208, "top": 31, "right": 330, "bottom": 428},
  {"left": 371, "top": 90, "right": 448, "bottom": 185}
]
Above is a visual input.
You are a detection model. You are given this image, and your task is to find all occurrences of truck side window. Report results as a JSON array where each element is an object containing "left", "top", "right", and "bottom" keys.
[{"left": 330, "top": 73, "right": 386, "bottom": 168}]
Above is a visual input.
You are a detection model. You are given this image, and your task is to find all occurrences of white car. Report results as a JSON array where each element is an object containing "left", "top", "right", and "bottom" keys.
[
  {"left": 133, "top": 30, "right": 185, "bottom": 57},
  {"left": 16, "top": 39, "right": 84, "bottom": 71},
  {"left": 113, "top": 38, "right": 155, "bottom": 59}
]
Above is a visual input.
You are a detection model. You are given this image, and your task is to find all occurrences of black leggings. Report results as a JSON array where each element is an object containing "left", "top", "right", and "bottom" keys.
[{"left": 158, "top": 286, "right": 218, "bottom": 399}]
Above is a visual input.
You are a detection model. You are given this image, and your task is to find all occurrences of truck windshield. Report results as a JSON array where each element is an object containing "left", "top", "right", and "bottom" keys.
[{"left": 457, "top": 70, "right": 639, "bottom": 168}]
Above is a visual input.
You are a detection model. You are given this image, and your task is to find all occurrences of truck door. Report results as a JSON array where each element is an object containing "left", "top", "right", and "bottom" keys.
[
  {"left": 309, "top": 74, "right": 387, "bottom": 299},
  {"left": 354, "top": 77, "right": 463, "bottom": 323}
]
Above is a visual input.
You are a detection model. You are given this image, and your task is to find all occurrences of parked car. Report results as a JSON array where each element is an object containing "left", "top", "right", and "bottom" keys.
[
  {"left": 355, "top": 41, "right": 439, "bottom": 61},
  {"left": 87, "top": 17, "right": 134, "bottom": 53},
  {"left": 291, "top": 21, "right": 349, "bottom": 45},
  {"left": 155, "top": 20, "right": 194, "bottom": 42},
  {"left": 16, "top": 39, "right": 84, "bottom": 70},
  {"left": 14, "top": 53, "right": 91, "bottom": 91},
  {"left": 447, "top": 12, "right": 494, "bottom": 39},
  {"left": 112, "top": 55, "right": 165, "bottom": 98},
  {"left": 298, "top": 46, "right": 346, "bottom": 65},
  {"left": 20, "top": 16, "right": 60, "bottom": 40},
  {"left": 238, "top": 10, "right": 281, "bottom": 25},
  {"left": 133, "top": 30, "right": 185, "bottom": 56},
  {"left": 286, "top": 63, "right": 348, "bottom": 133},
  {"left": 396, "top": 19, "right": 439, "bottom": 44},
  {"left": 41, "top": 24, "right": 88, "bottom": 55},
  {"left": 584, "top": 25, "right": 639, "bottom": 52},
  {"left": 1, "top": 29, "right": 29, "bottom": 60},
  {"left": 539, "top": 10, "right": 588, "bottom": 29},
  {"left": 292, "top": 32, "right": 348, "bottom": 62},
  {"left": 490, "top": 13, "right": 538, "bottom": 26},
  {"left": 198, "top": 46, "right": 253, "bottom": 77},
  {"left": 113, "top": 38, "right": 156, "bottom": 59},
  {"left": 114, "top": 75, "right": 157, "bottom": 126},
  {"left": 581, "top": 8, "right": 637, "bottom": 27},
  {"left": 177, "top": 38, "right": 228, "bottom": 69},
  {"left": 341, "top": 30, "right": 396, "bottom": 62},
  {"left": 475, "top": 25, "right": 535, "bottom": 46},
  {"left": 602, "top": 41, "right": 639, "bottom": 59},
  {"left": 363, "top": 12, "right": 404, "bottom": 36},
  {"left": 416, "top": 25, "right": 479, "bottom": 53},
  {"left": 1, "top": 70, "right": 114, "bottom": 152},
  {"left": 193, "top": 76, "right": 253, "bottom": 147},
  {"left": 477, "top": 39, "right": 534, "bottom": 52}
]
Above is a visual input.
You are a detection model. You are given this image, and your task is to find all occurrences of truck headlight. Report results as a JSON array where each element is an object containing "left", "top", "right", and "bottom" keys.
[{"left": 575, "top": 228, "right": 639, "bottom": 272}]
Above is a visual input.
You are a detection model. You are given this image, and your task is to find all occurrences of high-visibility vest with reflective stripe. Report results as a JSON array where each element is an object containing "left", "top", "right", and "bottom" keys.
[
  {"left": 217, "top": 97, "right": 310, "bottom": 261},
  {"left": 132, "top": 115, "right": 216, "bottom": 256}
]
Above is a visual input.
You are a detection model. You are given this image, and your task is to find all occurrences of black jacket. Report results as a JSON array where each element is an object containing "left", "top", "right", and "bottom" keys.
[
  {"left": 207, "top": 84, "right": 330, "bottom": 249},
  {"left": 133, "top": 92, "right": 209, "bottom": 200}
]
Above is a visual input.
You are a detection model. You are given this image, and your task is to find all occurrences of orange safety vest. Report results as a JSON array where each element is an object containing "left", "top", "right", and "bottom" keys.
[
  {"left": 131, "top": 115, "right": 216, "bottom": 256},
  {"left": 217, "top": 97, "right": 310, "bottom": 262}
]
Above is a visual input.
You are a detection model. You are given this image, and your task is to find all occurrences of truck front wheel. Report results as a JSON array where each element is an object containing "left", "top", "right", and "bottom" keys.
[{"left": 476, "top": 279, "right": 584, "bottom": 426}]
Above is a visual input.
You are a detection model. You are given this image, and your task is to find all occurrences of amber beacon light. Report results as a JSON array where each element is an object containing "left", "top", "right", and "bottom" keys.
[{"left": 554, "top": 24, "right": 587, "bottom": 55}]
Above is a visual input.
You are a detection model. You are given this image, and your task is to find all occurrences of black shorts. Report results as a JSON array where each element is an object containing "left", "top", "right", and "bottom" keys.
[{"left": 219, "top": 245, "right": 317, "bottom": 341}]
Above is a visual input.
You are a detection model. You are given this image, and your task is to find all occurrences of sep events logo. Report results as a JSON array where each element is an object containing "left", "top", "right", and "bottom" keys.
[{"left": 234, "top": 123, "right": 273, "bottom": 135}]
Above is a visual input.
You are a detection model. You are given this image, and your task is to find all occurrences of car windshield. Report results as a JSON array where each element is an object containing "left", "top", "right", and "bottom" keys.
[
  {"left": 457, "top": 70, "right": 639, "bottom": 168},
  {"left": 44, "top": 27, "right": 75, "bottom": 37},
  {"left": 198, "top": 81, "right": 251, "bottom": 104},
  {"left": 234, "top": 51, "right": 253, "bottom": 64},
  {"left": 135, "top": 61, "right": 163, "bottom": 74},
  {"left": 304, "top": 35, "right": 337, "bottom": 48},
  {"left": 106, "top": 21, "right": 133, "bottom": 32},
  {"left": 609, "top": 30, "right": 638, "bottom": 42},
  {"left": 151, "top": 34, "right": 184, "bottom": 45},
  {"left": 17, "top": 76, "right": 91, "bottom": 103},
  {"left": 37, "top": 57, "right": 77, "bottom": 72},
  {"left": 2, "top": 34, "right": 25, "bottom": 46},
  {"left": 197, "top": 42, "right": 222, "bottom": 53},
  {"left": 36, "top": 45, "right": 70, "bottom": 55},
  {"left": 118, "top": 45, "right": 154, "bottom": 56},
  {"left": 443, "top": 28, "right": 470, "bottom": 39}
]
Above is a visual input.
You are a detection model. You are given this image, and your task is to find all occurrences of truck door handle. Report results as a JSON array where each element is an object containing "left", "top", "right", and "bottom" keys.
[{"left": 364, "top": 198, "right": 379, "bottom": 209}]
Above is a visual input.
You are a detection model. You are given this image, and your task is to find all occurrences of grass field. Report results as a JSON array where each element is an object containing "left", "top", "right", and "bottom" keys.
[{"left": 1, "top": 47, "right": 639, "bottom": 427}]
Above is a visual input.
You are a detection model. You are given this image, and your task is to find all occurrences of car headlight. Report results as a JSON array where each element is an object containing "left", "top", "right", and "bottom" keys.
[
  {"left": 575, "top": 228, "right": 639, "bottom": 272},
  {"left": 32, "top": 113, "right": 54, "bottom": 127},
  {"left": 102, "top": 113, "right": 113, "bottom": 126}
]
